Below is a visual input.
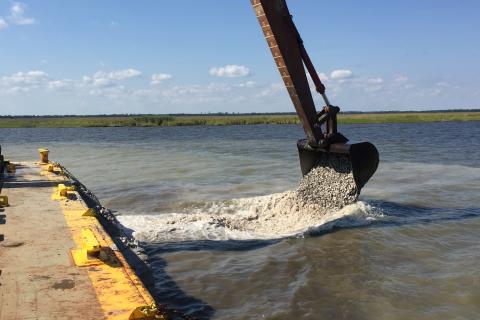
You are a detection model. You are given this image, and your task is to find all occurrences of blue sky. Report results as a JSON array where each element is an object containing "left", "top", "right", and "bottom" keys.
[{"left": 1, "top": 0, "right": 479, "bottom": 115}]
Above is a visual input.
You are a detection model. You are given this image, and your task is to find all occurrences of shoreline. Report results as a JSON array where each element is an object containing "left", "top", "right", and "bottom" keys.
[{"left": 0, "top": 111, "right": 479, "bottom": 128}]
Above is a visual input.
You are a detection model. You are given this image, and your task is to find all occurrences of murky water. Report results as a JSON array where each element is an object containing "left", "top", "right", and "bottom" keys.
[{"left": 2, "top": 122, "right": 480, "bottom": 319}]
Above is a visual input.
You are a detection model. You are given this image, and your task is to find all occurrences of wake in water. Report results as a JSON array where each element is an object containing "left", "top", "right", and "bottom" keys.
[
  {"left": 117, "top": 160, "right": 383, "bottom": 242},
  {"left": 117, "top": 192, "right": 383, "bottom": 243},
  {"left": 114, "top": 160, "right": 480, "bottom": 243}
]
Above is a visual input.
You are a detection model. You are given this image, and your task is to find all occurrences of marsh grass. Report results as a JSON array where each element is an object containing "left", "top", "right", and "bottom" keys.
[{"left": 0, "top": 112, "right": 479, "bottom": 128}]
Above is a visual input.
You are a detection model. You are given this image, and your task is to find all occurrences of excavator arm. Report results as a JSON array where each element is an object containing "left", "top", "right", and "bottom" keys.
[
  {"left": 252, "top": 0, "right": 320, "bottom": 146},
  {"left": 251, "top": 0, "right": 346, "bottom": 148},
  {"left": 251, "top": 0, "right": 379, "bottom": 193}
]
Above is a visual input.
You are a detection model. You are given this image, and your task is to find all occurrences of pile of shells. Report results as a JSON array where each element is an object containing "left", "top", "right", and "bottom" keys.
[{"left": 296, "top": 155, "right": 358, "bottom": 210}]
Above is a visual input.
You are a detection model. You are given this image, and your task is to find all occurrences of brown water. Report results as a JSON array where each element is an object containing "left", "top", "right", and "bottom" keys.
[{"left": 2, "top": 121, "right": 480, "bottom": 319}]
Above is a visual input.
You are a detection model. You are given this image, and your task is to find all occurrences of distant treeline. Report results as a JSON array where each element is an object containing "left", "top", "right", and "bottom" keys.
[
  {"left": 0, "top": 111, "right": 479, "bottom": 128},
  {"left": 1, "top": 108, "right": 480, "bottom": 119}
]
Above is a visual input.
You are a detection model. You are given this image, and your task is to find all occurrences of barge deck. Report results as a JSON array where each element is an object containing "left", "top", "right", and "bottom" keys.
[{"left": 0, "top": 154, "right": 163, "bottom": 320}]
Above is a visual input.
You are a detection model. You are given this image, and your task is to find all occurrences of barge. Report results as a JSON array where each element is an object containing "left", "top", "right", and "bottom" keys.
[{"left": 0, "top": 148, "right": 169, "bottom": 320}]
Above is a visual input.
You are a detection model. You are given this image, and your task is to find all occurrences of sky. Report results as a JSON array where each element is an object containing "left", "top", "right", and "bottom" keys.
[{"left": 1, "top": 0, "right": 479, "bottom": 115}]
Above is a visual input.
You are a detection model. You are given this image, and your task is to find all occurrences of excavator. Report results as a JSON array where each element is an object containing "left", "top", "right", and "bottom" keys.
[{"left": 251, "top": 0, "right": 379, "bottom": 194}]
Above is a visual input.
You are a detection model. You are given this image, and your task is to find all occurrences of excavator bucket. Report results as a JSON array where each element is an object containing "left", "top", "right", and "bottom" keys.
[
  {"left": 297, "top": 140, "right": 379, "bottom": 193},
  {"left": 251, "top": 0, "right": 380, "bottom": 195}
]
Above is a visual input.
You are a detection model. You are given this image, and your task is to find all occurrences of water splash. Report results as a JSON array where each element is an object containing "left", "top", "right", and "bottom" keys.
[{"left": 117, "top": 192, "right": 383, "bottom": 243}]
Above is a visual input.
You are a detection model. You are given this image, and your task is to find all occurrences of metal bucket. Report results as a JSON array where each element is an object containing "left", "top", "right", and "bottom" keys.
[{"left": 297, "top": 139, "right": 379, "bottom": 193}]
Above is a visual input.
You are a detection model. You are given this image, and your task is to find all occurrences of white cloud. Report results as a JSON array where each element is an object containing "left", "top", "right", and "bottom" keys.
[
  {"left": 108, "top": 69, "right": 141, "bottom": 80},
  {"left": 236, "top": 81, "right": 256, "bottom": 88},
  {"left": 209, "top": 65, "right": 250, "bottom": 78},
  {"left": 330, "top": 69, "right": 353, "bottom": 80},
  {"left": 3, "top": 65, "right": 476, "bottom": 114},
  {"left": 6, "top": 86, "right": 30, "bottom": 94},
  {"left": 83, "top": 69, "right": 141, "bottom": 87},
  {"left": 391, "top": 75, "right": 413, "bottom": 91},
  {"left": 0, "top": 68, "right": 143, "bottom": 98},
  {"left": 162, "top": 83, "right": 231, "bottom": 97},
  {"left": 82, "top": 75, "right": 109, "bottom": 87},
  {"left": 0, "top": 69, "right": 266, "bottom": 107},
  {"left": 89, "top": 85, "right": 127, "bottom": 99},
  {"left": 394, "top": 75, "right": 408, "bottom": 83},
  {"left": 0, "top": 70, "right": 50, "bottom": 94},
  {"left": 82, "top": 69, "right": 140, "bottom": 98},
  {"left": 0, "top": 18, "right": 7, "bottom": 30},
  {"left": 1, "top": 70, "right": 48, "bottom": 86},
  {"left": 318, "top": 72, "right": 329, "bottom": 82},
  {"left": 147, "top": 82, "right": 233, "bottom": 105},
  {"left": 47, "top": 80, "right": 73, "bottom": 91},
  {"left": 137, "top": 80, "right": 268, "bottom": 107},
  {"left": 8, "top": 2, "right": 35, "bottom": 25},
  {"left": 367, "top": 77, "right": 384, "bottom": 85},
  {"left": 307, "top": 72, "right": 329, "bottom": 83},
  {"left": 259, "top": 83, "right": 284, "bottom": 97},
  {"left": 150, "top": 73, "right": 173, "bottom": 85}
]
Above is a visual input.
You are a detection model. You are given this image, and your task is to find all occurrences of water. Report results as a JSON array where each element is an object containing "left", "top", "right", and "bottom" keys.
[{"left": 2, "top": 121, "right": 480, "bottom": 319}]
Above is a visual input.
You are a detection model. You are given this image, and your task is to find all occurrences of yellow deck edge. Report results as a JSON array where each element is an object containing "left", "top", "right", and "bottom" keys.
[{"left": 41, "top": 162, "right": 157, "bottom": 320}]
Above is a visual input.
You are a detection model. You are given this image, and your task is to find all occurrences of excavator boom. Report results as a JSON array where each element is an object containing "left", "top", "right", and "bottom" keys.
[
  {"left": 251, "top": 0, "right": 379, "bottom": 194},
  {"left": 251, "top": 0, "right": 320, "bottom": 146}
]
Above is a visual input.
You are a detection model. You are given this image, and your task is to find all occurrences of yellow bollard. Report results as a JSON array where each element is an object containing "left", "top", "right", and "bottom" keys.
[
  {"left": 81, "top": 228, "right": 101, "bottom": 255},
  {"left": 129, "top": 304, "right": 163, "bottom": 320},
  {"left": 52, "top": 184, "right": 75, "bottom": 200},
  {"left": 58, "top": 184, "right": 68, "bottom": 197},
  {"left": 6, "top": 162, "right": 15, "bottom": 174},
  {"left": 0, "top": 195, "right": 8, "bottom": 207},
  {"left": 70, "top": 228, "right": 105, "bottom": 266},
  {"left": 38, "top": 148, "right": 49, "bottom": 163}
]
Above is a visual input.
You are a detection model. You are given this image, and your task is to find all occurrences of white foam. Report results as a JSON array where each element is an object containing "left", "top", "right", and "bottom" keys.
[{"left": 116, "top": 193, "right": 383, "bottom": 243}]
